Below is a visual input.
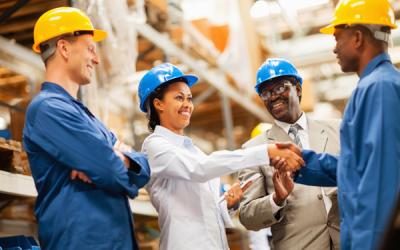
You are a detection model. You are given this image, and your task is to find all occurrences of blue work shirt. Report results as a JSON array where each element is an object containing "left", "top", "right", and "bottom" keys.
[
  {"left": 23, "top": 82, "right": 150, "bottom": 250},
  {"left": 295, "top": 53, "right": 400, "bottom": 250}
]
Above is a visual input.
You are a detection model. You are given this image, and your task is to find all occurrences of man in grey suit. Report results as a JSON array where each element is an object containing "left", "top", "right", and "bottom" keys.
[{"left": 239, "top": 58, "right": 340, "bottom": 250}]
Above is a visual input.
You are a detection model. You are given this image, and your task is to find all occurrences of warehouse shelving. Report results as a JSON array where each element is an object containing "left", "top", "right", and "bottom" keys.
[
  {"left": 129, "top": 199, "right": 157, "bottom": 217},
  {"left": 0, "top": 170, "right": 37, "bottom": 198},
  {"left": 0, "top": 170, "right": 158, "bottom": 217}
]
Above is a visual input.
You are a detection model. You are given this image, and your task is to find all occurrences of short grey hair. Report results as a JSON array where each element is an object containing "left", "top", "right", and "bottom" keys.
[{"left": 39, "top": 37, "right": 59, "bottom": 62}]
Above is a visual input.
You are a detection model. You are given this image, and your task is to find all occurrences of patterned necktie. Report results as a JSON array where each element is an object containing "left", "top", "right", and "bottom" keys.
[{"left": 288, "top": 124, "right": 303, "bottom": 148}]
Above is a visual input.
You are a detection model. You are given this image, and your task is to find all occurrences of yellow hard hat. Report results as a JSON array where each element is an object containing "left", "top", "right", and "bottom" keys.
[
  {"left": 32, "top": 7, "right": 107, "bottom": 53},
  {"left": 251, "top": 123, "right": 272, "bottom": 138},
  {"left": 320, "top": 0, "right": 397, "bottom": 34}
]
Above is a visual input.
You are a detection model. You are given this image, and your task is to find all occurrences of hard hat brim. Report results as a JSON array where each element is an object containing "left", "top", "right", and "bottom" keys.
[
  {"left": 93, "top": 29, "right": 107, "bottom": 42},
  {"left": 32, "top": 28, "right": 108, "bottom": 53},
  {"left": 32, "top": 43, "right": 41, "bottom": 53},
  {"left": 161, "top": 74, "right": 198, "bottom": 88},
  {"left": 320, "top": 24, "right": 335, "bottom": 34},
  {"left": 181, "top": 75, "right": 198, "bottom": 87},
  {"left": 320, "top": 22, "right": 398, "bottom": 35}
]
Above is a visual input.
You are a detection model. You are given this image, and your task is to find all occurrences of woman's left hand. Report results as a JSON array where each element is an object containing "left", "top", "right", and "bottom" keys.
[{"left": 224, "top": 182, "right": 243, "bottom": 210}]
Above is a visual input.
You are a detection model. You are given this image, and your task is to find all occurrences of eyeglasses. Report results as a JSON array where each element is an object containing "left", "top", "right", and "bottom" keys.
[{"left": 259, "top": 80, "right": 293, "bottom": 101}]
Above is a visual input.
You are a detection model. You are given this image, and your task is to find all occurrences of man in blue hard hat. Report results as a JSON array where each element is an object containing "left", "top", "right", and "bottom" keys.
[{"left": 238, "top": 58, "right": 341, "bottom": 250}]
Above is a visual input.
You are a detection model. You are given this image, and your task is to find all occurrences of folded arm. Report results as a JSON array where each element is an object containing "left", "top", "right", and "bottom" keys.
[{"left": 29, "top": 98, "right": 150, "bottom": 197}]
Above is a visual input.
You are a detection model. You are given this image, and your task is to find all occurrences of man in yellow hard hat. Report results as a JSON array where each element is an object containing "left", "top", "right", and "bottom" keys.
[
  {"left": 23, "top": 7, "right": 150, "bottom": 249},
  {"left": 278, "top": 1, "right": 400, "bottom": 249}
]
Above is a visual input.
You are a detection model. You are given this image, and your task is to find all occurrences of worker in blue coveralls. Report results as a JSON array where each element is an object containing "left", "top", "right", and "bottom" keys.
[
  {"left": 274, "top": 1, "right": 400, "bottom": 250},
  {"left": 23, "top": 7, "right": 150, "bottom": 250}
]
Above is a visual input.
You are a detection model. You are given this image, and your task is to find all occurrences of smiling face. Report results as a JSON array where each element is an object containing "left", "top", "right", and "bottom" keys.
[
  {"left": 153, "top": 81, "right": 193, "bottom": 135},
  {"left": 259, "top": 77, "right": 302, "bottom": 123},
  {"left": 64, "top": 34, "right": 99, "bottom": 85}
]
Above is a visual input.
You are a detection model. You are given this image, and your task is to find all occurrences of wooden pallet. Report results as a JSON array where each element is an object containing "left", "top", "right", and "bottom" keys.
[{"left": 0, "top": 138, "right": 30, "bottom": 176}]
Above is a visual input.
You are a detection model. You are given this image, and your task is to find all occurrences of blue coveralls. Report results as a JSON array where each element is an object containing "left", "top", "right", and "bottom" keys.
[
  {"left": 295, "top": 53, "right": 400, "bottom": 250},
  {"left": 23, "top": 82, "right": 150, "bottom": 250}
]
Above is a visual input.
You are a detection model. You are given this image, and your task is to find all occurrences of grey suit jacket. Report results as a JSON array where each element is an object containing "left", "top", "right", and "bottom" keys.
[{"left": 239, "top": 117, "right": 341, "bottom": 250}]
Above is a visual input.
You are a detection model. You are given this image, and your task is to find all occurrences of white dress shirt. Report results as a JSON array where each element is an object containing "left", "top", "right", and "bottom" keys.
[
  {"left": 142, "top": 125, "right": 269, "bottom": 250},
  {"left": 272, "top": 113, "right": 332, "bottom": 214}
]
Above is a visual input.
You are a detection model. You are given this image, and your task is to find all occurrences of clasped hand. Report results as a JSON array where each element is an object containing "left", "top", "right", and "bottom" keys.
[
  {"left": 267, "top": 142, "right": 303, "bottom": 205},
  {"left": 268, "top": 142, "right": 304, "bottom": 172}
]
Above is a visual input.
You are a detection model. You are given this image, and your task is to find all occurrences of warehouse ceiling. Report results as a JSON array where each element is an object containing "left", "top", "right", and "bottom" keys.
[{"left": 0, "top": 0, "right": 69, "bottom": 47}]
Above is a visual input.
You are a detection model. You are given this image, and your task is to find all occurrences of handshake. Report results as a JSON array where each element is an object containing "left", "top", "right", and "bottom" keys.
[{"left": 267, "top": 142, "right": 304, "bottom": 173}]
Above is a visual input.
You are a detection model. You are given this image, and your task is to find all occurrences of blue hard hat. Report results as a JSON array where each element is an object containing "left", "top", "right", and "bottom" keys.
[
  {"left": 255, "top": 58, "right": 302, "bottom": 95},
  {"left": 138, "top": 63, "right": 198, "bottom": 112}
]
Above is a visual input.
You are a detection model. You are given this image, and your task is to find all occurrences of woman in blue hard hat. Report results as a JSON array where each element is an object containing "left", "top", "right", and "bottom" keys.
[{"left": 138, "top": 63, "right": 304, "bottom": 250}]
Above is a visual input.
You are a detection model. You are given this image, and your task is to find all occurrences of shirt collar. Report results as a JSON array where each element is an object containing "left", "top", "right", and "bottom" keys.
[
  {"left": 41, "top": 82, "right": 95, "bottom": 117},
  {"left": 360, "top": 52, "right": 391, "bottom": 79},
  {"left": 274, "top": 112, "right": 308, "bottom": 134},
  {"left": 41, "top": 82, "right": 76, "bottom": 101},
  {"left": 154, "top": 125, "right": 193, "bottom": 147}
]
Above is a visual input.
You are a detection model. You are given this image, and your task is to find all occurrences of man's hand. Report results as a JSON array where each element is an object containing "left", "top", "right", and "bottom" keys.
[
  {"left": 272, "top": 170, "right": 294, "bottom": 206},
  {"left": 268, "top": 143, "right": 304, "bottom": 172},
  {"left": 224, "top": 182, "right": 243, "bottom": 210},
  {"left": 114, "top": 149, "right": 130, "bottom": 168},
  {"left": 70, "top": 170, "right": 92, "bottom": 184},
  {"left": 276, "top": 142, "right": 302, "bottom": 156},
  {"left": 114, "top": 140, "right": 132, "bottom": 152},
  {"left": 114, "top": 140, "right": 133, "bottom": 169}
]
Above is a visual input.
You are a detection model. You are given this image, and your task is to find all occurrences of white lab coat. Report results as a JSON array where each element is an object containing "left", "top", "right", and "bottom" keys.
[{"left": 142, "top": 126, "right": 268, "bottom": 250}]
